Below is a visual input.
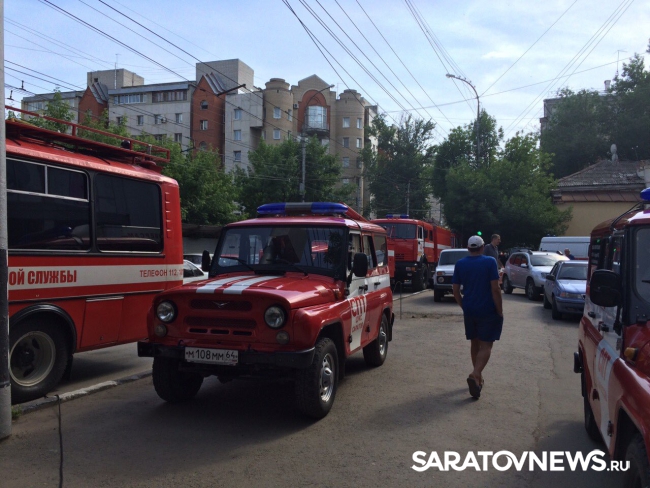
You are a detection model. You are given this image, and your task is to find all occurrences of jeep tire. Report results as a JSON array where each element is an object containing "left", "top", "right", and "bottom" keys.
[
  {"left": 295, "top": 337, "right": 338, "bottom": 419},
  {"left": 582, "top": 379, "right": 601, "bottom": 442},
  {"left": 412, "top": 267, "right": 425, "bottom": 292},
  {"left": 363, "top": 314, "right": 389, "bottom": 367},
  {"left": 624, "top": 434, "right": 650, "bottom": 488},
  {"left": 433, "top": 289, "right": 443, "bottom": 302},
  {"left": 152, "top": 357, "right": 203, "bottom": 403}
]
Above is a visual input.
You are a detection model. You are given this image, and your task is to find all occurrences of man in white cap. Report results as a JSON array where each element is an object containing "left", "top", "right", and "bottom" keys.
[{"left": 452, "top": 235, "right": 504, "bottom": 399}]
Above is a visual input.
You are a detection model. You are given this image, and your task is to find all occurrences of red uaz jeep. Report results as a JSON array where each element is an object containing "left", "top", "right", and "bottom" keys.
[{"left": 138, "top": 202, "right": 394, "bottom": 418}]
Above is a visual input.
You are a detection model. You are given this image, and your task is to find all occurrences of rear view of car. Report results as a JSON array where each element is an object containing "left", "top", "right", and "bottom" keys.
[
  {"left": 433, "top": 249, "right": 470, "bottom": 302},
  {"left": 543, "top": 260, "right": 587, "bottom": 319}
]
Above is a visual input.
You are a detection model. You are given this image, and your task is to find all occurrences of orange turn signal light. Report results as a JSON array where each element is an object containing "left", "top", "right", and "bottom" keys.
[{"left": 624, "top": 347, "right": 638, "bottom": 362}]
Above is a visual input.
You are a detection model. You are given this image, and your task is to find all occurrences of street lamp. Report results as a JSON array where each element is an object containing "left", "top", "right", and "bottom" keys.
[
  {"left": 446, "top": 73, "right": 480, "bottom": 164},
  {"left": 300, "top": 84, "right": 334, "bottom": 201}
]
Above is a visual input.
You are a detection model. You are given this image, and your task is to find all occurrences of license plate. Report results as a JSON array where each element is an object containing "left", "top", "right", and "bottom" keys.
[{"left": 184, "top": 347, "right": 238, "bottom": 365}]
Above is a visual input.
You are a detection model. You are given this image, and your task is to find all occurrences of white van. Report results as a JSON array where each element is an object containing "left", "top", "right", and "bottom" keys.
[{"left": 538, "top": 236, "right": 590, "bottom": 259}]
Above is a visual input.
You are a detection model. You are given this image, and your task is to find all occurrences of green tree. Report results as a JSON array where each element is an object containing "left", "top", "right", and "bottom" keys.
[
  {"left": 77, "top": 109, "right": 131, "bottom": 146},
  {"left": 27, "top": 90, "right": 73, "bottom": 133},
  {"left": 363, "top": 114, "right": 436, "bottom": 219},
  {"left": 235, "top": 137, "right": 352, "bottom": 215}
]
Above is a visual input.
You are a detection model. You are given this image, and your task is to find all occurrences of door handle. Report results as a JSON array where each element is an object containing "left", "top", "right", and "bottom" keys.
[
  {"left": 359, "top": 284, "right": 368, "bottom": 292},
  {"left": 374, "top": 282, "right": 380, "bottom": 287},
  {"left": 588, "top": 311, "right": 596, "bottom": 318}
]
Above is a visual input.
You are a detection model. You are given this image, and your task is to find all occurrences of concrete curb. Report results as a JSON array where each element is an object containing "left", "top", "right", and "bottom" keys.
[{"left": 17, "top": 370, "right": 152, "bottom": 416}]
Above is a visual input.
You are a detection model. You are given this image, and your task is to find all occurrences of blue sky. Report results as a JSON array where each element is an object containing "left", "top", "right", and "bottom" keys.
[{"left": 4, "top": 0, "right": 648, "bottom": 143}]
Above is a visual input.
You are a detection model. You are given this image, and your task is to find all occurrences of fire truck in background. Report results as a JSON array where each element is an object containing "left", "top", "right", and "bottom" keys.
[
  {"left": 371, "top": 215, "right": 456, "bottom": 291},
  {"left": 574, "top": 186, "right": 650, "bottom": 486}
]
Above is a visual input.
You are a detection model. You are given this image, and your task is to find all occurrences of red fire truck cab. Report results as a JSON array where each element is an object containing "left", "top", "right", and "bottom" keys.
[
  {"left": 574, "top": 187, "right": 650, "bottom": 486},
  {"left": 371, "top": 215, "right": 455, "bottom": 291},
  {"left": 138, "top": 202, "right": 394, "bottom": 419}
]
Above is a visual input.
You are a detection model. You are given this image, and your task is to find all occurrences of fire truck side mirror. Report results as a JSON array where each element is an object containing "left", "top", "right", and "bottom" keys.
[
  {"left": 352, "top": 252, "right": 369, "bottom": 278},
  {"left": 201, "top": 250, "right": 211, "bottom": 272},
  {"left": 589, "top": 269, "right": 622, "bottom": 308}
]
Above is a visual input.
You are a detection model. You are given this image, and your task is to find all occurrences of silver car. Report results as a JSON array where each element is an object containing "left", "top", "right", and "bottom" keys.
[
  {"left": 502, "top": 251, "right": 568, "bottom": 300},
  {"left": 543, "top": 260, "right": 588, "bottom": 319},
  {"left": 433, "top": 249, "right": 470, "bottom": 302}
]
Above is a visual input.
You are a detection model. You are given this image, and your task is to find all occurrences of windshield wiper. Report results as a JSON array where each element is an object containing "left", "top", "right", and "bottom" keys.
[
  {"left": 274, "top": 258, "right": 308, "bottom": 276},
  {"left": 227, "top": 257, "right": 256, "bottom": 273}
]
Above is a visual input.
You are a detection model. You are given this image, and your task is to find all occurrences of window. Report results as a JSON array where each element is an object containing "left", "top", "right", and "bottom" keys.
[
  {"left": 342, "top": 117, "right": 350, "bottom": 128},
  {"left": 343, "top": 137, "right": 349, "bottom": 148},
  {"left": 273, "top": 129, "right": 281, "bottom": 140},
  {"left": 363, "top": 235, "right": 376, "bottom": 269},
  {"left": 94, "top": 174, "right": 162, "bottom": 252},
  {"left": 153, "top": 135, "right": 164, "bottom": 142},
  {"left": 137, "top": 115, "right": 144, "bottom": 126},
  {"left": 7, "top": 159, "right": 90, "bottom": 251},
  {"left": 234, "top": 109, "right": 242, "bottom": 120},
  {"left": 306, "top": 106, "right": 327, "bottom": 130},
  {"left": 234, "top": 151, "right": 242, "bottom": 162},
  {"left": 174, "top": 133, "right": 183, "bottom": 143},
  {"left": 342, "top": 178, "right": 350, "bottom": 185},
  {"left": 234, "top": 130, "right": 242, "bottom": 141},
  {"left": 342, "top": 157, "right": 350, "bottom": 168},
  {"left": 200, "top": 120, "right": 208, "bottom": 130},
  {"left": 288, "top": 109, "right": 292, "bottom": 122},
  {"left": 374, "top": 235, "right": 387, "bottom": 267},
  {"left": 175, "top": 113, "right": 183, "bottom": 124},
  {"left": 198, "top": 142, "right": 208, "bottom": 151},
  {"left": 116, "top": 117, "right": 123, "bottom": 126},
  {"left": 152, "top": 91, "right": 187, "bottom": 102},
  {"left": 28, "top": 101, "right": 47, "bottom": 111},
  {"left": 273, "top": 107, "right": 281, "bottom": 119},
  {"left": 261, "top": 131, "right": 266, "bottom": 140},
  {"left": 356, "top": 138, "right": 362, "bottom": 148},
  {"left": 200, "top": 101, "right": 208, "bottom": 110},
  {"left": 321, "top": 139, "right": 329, "bottom": 147},
  {"left": 357, "top": 118, "right": 362, "bottom": 129},
  {"left": 114, "top": 94, "right": 143, "bottom": 105},
  {"left": 154, "top": 115, "right": 162, "bottom": 125},
  {"left": 356, "top": 157, "right": 362, "bottom": 169}
]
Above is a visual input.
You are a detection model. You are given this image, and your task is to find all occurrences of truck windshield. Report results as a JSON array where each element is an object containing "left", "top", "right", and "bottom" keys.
[
  {"left": 213, "top": 226, "right": 346, "bottom": 277},
  {"left": 379, "top": 223, "right": 416, "bottom": 239},
  {"left": 634, "top": 227, "right": 650, "bottom": 303},
  {"left": 438, "top": 250, "right": 470, "bottom": 265}
]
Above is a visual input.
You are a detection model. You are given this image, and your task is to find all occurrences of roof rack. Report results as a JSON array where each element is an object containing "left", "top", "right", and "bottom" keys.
[
  {"left": 5, "top": 106, "right": 170, "bottom": 171},
  {"left": 257, "top": 202, "right": 369, "bottom": 222}
]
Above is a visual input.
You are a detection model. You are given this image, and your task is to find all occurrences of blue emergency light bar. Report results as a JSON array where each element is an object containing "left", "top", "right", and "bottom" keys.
[
  {"left": 385, "top": 214, "right": 409, "bottom": 219},
  {"left": 257, "top": 202, "right": 350, "bottom": 216},
  {"left": 641, "top": 187, "right": 650, "bottom": 201}
]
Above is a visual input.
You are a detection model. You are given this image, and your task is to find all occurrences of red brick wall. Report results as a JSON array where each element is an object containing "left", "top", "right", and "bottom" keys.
[
  {"left": 191, "top": 76, "right": 225, "bottom": 161},
  {"left": 78, "top": 87, "right": 108, "bottom": 126}
]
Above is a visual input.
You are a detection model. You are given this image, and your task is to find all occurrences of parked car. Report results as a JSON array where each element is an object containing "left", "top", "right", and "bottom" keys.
[
  {"left": 543, "top": 260, "right": 588, "bottom": 319},
  {"left": 502, "top": 251, "right": 568, "bottom": 300},
  {"left": 183, "top": 259, "right": 207, "bottom": 283},
  {"left": 433, "top": 249, "right": 470, "bottom": 302},
  {"left": 183, "top": 253, "right": 203, "bottom": 266}
]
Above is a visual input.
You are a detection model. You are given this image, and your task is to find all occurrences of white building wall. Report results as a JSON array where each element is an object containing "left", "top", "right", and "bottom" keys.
[{"left": 224, "top": 91, "right": 263, "bottom": 173}]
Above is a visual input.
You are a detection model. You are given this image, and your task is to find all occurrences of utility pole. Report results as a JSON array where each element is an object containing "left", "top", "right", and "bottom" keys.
[
  {"left": 300, "top": 84, "right": 334, "bottom": 201},
  {"left": 406, "top": 181, "right": 410, "bottom": 216},
  {"left": 1, "top": 0, "right": 13, "bottom": 440},
  {"left": 446, "top": 74, "right": 480, "bottom": 165}
]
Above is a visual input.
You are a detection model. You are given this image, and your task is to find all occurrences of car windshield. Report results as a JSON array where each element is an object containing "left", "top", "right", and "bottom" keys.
[
  {"left": 438, "top": 250, "right": 470, "bottom": 265},
  {"left": 379, "top": 223, "right": 416, "bottom": 239},
  {"left": 634, "top": 227, "right": 650, "bottom": 303},
  {"left": 213, "top": 226, "right": 346, "bottom": 278},
  {"left": 531, "top": 254, "right": 565, "bottom": 266},
  {"left": 557, "top": 264, "right": 588, "bottom": 280}
]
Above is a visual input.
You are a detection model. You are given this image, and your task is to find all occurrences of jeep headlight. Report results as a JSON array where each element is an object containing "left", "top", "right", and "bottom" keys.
[
  {"left": 264, "top": 306, "right": 286, "bottom": 329},
  {"left": 156, "top": 301, "right": 177, "bottom": 323}
]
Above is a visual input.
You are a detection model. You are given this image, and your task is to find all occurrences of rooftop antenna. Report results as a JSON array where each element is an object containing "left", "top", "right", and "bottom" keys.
[
  {"left": 114, "top": 54, "right": 119, "bottom": 89},
  {"left": 615, "top": 50, "right": 626, "bottom": 78}
]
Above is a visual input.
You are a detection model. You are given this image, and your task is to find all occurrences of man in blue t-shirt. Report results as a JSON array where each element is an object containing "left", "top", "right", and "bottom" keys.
[{"left": 452, "top": 235, "right": 504, "bottom": 399}]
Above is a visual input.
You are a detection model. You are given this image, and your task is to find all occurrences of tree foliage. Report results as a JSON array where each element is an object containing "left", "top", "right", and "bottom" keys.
[
  {"left": 541, "top": 50, "right": 650, "bottom": 178},
  {"left": 363, "top": 114, "right": 436, "bottom": 219},
  {"left": 235, "top": 137, "right": 352, "bottom": 217},
  {"left": 26, "top": 90, "right": 73, "bottom": 133}
]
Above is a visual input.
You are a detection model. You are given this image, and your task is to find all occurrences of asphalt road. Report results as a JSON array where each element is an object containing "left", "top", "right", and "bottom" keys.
[{"left": 1, "top": 289, "right": 625, "bottom": 487}]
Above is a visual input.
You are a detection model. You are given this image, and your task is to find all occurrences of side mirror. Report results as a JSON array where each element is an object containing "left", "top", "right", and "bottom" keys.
[
  {"left": 201, "top": 250, "right": 211, "bottom": 272},
  {"left": 589, "top": 269, "right": 621, "bottom": 308},
  {"left": 521, "top": 263, "right": 528, "bottom": 268},
  {"left": 352, "top": 252, "right": 368, "bottom": 277},
  {"left": 546, "top": 275, "right": 556, "bottom": 282}
]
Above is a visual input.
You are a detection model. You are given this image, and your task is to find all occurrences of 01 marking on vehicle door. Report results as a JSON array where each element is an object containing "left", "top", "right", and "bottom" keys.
[
  {"left": 349, "top": 294, "right": 367, "bottom": 351},
  {"left": 595, "top": 338, "right": 617, "bottom": 448}
]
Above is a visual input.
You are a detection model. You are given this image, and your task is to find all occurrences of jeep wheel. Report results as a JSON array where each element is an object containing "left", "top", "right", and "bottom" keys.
[
  {"left": 502, "top": 275, "right": 513, "bottom": 294},
  {"left": 152, "top": 357, "right": 203, "bottom": 403},
  {"left": 364, "top": 314, "right": 389, "bottom": 367},
  {"left": 433, "top": 289, "right": 443, "bottom": 302},
  {"left": 624, "top": 434, "right": 650, "bottom": 488},
  {"left": 543, "top": 292, "right": 551, "bottom": 309},
  {"left": 551, "top": 297, "right": 562, "bottom": 320},
  {"left": 525, "top": 279, "right": 540, "bottom": 301},
  {"left": 295, "top": 337, "right": 338, "bottom": 419},
  {"left": 582, "top": 378, "right": 601, "bottom": 442},
  {"left": 412, "top": 268, "right": 425, "bottom": 292}
]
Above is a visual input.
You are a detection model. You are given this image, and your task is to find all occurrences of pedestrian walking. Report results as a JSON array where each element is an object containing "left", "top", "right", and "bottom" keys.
[
  {"left": 483, "top": 234, "right": 503, "bottom": 270},
  {"left": 564, "top": 248, "right": 575, "bottom": 260},
  {"left": 452, "top": 235, "right": 504, "bottom": 399}
]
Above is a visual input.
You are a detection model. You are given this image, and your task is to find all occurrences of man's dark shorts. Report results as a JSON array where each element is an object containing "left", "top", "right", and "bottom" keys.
[{"left": 463, "top": 313, "right": 503, "bottom": 342}]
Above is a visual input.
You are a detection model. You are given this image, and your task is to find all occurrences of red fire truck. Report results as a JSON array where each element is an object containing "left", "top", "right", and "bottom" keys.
[
  {"left": 6, "top": 109, "right": 184, "bottom": 404},
  {"left": 574, "top": 187, "right": 650, "bottom": 486},
  {"left": 138, "top": 202, "right": 394, "bottom": 418},
  {"left": 371, "top": 215, "right": 456, "bottom": 291}
]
